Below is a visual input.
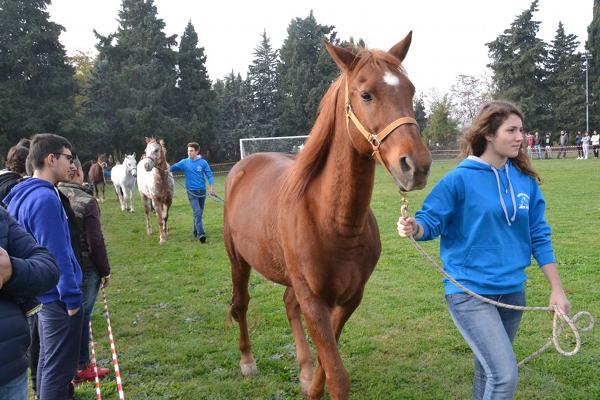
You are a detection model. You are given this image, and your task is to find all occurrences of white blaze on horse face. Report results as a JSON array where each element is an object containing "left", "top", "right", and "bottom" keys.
[{"left": 383, "top": 71, "right": 400, "bottom": 87}]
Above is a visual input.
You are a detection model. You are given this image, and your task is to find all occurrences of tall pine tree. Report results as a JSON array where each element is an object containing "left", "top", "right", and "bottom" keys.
[
  {"left": 278, "top": 11, "right": 338, "bottom": 137},
  {"left": 0, "top": 0, "right": 76, "bottom": 154},
  {"left": 84, "top": 0, "right": 178, "bottom": 154},
  {"left": 546, "top": 22, "right": 585, "bottom": 134},
  {"left": 487, "top": 0, "right": 549, "bottom": 131},
  {"left": 586, "top": 0, "right": 600, "bottom": 130},
  {"left": 247, "top": 30, "right": 280, "bottom": 138},
  {"left": 176, "top": 21, "right": 215, "bottom": 157}
]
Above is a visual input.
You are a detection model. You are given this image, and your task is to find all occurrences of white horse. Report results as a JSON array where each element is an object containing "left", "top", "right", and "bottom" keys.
[
  {"left": 111, "top": 153, "right": 137, "bottom": 212},
  {"left": 137, "top": 138, "right": 174, "bottom": 244}
]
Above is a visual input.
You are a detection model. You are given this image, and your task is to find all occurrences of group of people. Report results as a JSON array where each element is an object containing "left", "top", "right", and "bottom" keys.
[
  {"left": 0, "top": 135, "right": 215, "bottom": 400},
  {"left": 0, "top": 134, "right": 111, "bottom": 400},
  {"left": 526, "top": 130, "right": 599, "bottom": 160}
]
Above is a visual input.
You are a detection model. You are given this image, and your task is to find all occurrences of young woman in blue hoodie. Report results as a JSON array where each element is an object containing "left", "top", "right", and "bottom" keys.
[{"left": 397, "top": 101, "right": 570, "bottom": 400}]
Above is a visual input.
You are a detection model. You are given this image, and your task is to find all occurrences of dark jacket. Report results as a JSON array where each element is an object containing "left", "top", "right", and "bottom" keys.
[
  {"left": 0, "top": 207, "right": 60, "bottom": 385},
  {"left": 4, "top": 178, "right": 83, "bottom": 310},
  {"left": 0, "top": 170, "right": 22, "bottom": 207}
]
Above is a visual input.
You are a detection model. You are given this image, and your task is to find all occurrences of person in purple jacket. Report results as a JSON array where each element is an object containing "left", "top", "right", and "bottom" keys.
[
  {"left": 4, "top": 133, "right": 83, "bottom": 400},
  {"left": 397, "top": 101, "right": 570, "bottom": 400},
  {"left": 170, "top": 142, "right": 214, "bottom": 243},
  {"left": 0, "top": 207, "right": 59, "bottom": 400}
]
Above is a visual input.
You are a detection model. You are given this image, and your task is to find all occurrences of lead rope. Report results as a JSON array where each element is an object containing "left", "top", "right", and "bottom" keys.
[{"left": 399, "top": 194, "right": 594, "bottom": 367}]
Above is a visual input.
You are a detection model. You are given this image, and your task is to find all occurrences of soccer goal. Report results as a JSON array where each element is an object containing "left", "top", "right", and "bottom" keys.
[{"left": 239, "top": 135, "right": 309, "bottom": 159}]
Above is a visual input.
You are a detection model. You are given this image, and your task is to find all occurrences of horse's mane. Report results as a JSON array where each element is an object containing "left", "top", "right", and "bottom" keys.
[{"left": 282, "top": 48, "right": 402, "bottom": 199}]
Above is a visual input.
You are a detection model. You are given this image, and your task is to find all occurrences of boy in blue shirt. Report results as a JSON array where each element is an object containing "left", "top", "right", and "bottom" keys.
[{"left": 170, "top": 142, "right": 214, "bottom": 243}]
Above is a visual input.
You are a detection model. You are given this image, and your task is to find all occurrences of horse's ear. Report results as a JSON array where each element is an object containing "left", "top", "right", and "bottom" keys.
[
  {"left": 388, "top": 31, "right": 412, "bottom": 63},
  {"left": 145, "top": 137, "right": 151, "bottom": 144},
  {"left": 325, "top": 41, "right": 357, "bottom": 72},
  {"left": 132, "top": 152, "right": 136, "bottom": 158}
]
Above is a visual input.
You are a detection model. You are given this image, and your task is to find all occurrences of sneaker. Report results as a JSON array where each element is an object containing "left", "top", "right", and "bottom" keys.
[
  {"left": 199, "top": 235, "right": 206, "bottom": 243},
  {"left": 75, "top": 363, "right": 110, "bottom": 382}
]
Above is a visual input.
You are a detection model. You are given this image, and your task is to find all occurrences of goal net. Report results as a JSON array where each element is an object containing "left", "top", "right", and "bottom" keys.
[{"left": 239, "top": 135, "right": 309, "bottom": 159}]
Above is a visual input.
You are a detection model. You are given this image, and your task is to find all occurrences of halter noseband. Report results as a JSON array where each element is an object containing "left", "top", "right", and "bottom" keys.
[{"left": 344, "top": 77, "right": 418, "bottom": 174}]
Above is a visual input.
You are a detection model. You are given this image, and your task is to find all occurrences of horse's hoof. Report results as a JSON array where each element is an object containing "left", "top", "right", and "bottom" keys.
[
  {"left": 240, "top": 361, "right": 258, "bottom": 377},
  {"left": 159, "top": 239, "right": 166, "bottom": 245},
  {"left": 300, "top": 378, "right": 312, "bottom": 396}
]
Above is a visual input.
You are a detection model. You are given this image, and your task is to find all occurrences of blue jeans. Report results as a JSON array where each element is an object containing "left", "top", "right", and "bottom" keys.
[
  {"left": 79, "top": 270, "right": 102, "bottom": 366},
  {"left": 0, "top": 370, "right": 28, "bottom": 400},
  {"left": 446, "top": 292, "right": 525, "bottom": 400},
  {"left": 187, "top": 189, "right": 207, "bottom": 236},
  {"left": 37, "top": 301, "right": 83, "bottom": 400}
]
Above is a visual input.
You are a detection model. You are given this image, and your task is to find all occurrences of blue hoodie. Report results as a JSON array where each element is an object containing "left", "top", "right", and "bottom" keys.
[
  {"left": 170, "top": 156, "right": 214, "bottom": 191},
  {"left": 415, "top": 156, "right": 555, "bottom": 295},
  {"left": 4, "top": 178, "right": 83, "bottom": 309}
]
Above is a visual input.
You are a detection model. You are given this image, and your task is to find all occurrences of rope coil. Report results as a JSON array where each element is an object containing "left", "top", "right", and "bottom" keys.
[{"left": 399, "top": 194, "right": 594, "bottom": 366}]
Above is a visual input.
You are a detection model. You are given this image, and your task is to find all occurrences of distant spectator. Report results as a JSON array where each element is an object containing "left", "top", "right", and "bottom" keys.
[
  {"left": 526, "top": 132, "right": 534, "bottom": 158},
  {"left": 582, "top": 131, "right": 590, "bottom": 160},
  {"left": 544, "top": 132, "right": 552, "bottom": 159},
  {"left": 591, "top": 130, "right": 599, "bottom": 159},
  {"left": 575, "top": 131, "right": 583, "bottom": 159},
  {"left": 534, "top": 131, "right": 542, "bottom": 159},
  {"left": 0, "top": 207, "right": 60, "bottom": 400},
  {"left": 556, "top": 130, "right": 568, "bottom": 159},
  {"left": 58, "top": 156, "right": 111, "bottom": 382}
]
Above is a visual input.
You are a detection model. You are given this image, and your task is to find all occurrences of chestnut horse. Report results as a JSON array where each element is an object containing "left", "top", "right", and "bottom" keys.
[
  {"left": 88, "top": 154, "right": 107, "bottom": 203},
  {"left": 137, "top": 138, "right": 174, "bottom": 244},
  {"left": 224, "top": 33, "right": 431, "bottom": 399}
]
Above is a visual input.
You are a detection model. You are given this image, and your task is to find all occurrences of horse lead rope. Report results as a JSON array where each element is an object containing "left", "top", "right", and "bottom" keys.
[
  {"left": 101, "top": 283, "right": 126, "bottom": 399},
  {"left": 399, "top": 194, "right": 594, "bottom": 367}
]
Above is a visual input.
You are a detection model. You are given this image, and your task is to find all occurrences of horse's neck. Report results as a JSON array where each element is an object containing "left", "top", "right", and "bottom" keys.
[{"left": 313, "top": 120, "right": 376, "bottom": 230}]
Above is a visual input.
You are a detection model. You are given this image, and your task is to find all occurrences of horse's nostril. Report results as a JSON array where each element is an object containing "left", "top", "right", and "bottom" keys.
[{"left": 399, "top": 156, "right": 414, "bottom": 176}]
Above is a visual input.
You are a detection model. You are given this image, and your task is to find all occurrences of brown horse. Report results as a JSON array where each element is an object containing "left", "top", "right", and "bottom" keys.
[
  {"left": 88, "top": 154, "right": 107, "bottom": 203},
  {"left": 137, "top": 138, "right": 174, "bottom": 245},
  {"left": 224, "top": 33, "right": 432, "bottom": 399}
]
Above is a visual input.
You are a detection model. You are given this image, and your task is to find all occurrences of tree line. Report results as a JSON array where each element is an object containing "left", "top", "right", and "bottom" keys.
[{"left": 1, "top": 0, "right": 599, "bottom": 162}]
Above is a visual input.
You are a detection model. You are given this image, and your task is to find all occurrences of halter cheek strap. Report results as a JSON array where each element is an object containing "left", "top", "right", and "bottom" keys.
[{"left": 344, "top": 78, "right": 418, "bottom": 175}]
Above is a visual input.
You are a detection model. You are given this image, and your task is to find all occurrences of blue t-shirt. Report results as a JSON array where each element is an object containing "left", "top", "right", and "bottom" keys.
[{"left": 170, "top": 156, "right": 214, "bottom": 191}]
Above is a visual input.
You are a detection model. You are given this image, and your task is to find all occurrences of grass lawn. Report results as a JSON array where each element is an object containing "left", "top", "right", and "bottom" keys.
[{"left": 74, "top": 157, "right": 599, "bottom": 399}]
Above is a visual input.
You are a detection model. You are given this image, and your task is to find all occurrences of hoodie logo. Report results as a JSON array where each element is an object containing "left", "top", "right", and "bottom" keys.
[{"left": 517, "top": 193, "right": 529, "bottom": 210}]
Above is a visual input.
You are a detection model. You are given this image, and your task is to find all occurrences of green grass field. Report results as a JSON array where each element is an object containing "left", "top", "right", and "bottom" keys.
[{"left": 75, "top": 158, "right": 599, "bottom": 399}]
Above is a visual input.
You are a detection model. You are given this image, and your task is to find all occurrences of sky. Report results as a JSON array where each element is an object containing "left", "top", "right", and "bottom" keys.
[{"left": 46, "top": 0, "right": 592, "bottom": 95}]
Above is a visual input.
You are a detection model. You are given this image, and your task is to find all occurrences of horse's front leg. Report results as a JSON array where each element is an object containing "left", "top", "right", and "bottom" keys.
[
  {"left": 283, "top": 287, "right": 314, "bottom": 395},
  {"left": 141, "top": 195, "right": 152, "bottom": 235},
  {"left": 294, "top": 281, "right": 349, "bottom": 400},
  {"left": 155, "top": 203, "right": 167, "bottom": 245},
  {"left": 127, "top": 187, "right": 135, "bottom": 213}
]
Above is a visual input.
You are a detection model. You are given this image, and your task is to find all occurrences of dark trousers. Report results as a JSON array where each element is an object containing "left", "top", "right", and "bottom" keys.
[
  {"left": 27, "top": 314, "right": 40, "bottom": 394},
  {"left": 37, "top": 301, "right": 83, "bottom": 400}
]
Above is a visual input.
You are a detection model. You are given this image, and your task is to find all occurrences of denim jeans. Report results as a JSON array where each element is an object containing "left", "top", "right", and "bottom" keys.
[
  {"left": 187, "top": 189, "right": 207, "bottom": 236},
  {"left": 37, "top": 301, "right": 83, "bottom": 400},
  {"left": 446, "top": 292, "right": 525, "bottom": 400},
  {"left": 79, "top": 270, "right": 102, "bottom": 366},
  {"left": 0, "top": 370, "right": 28, "bottom": 400}
]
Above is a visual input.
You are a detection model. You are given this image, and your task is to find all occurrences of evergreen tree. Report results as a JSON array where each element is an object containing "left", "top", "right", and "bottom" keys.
[
  {"left": 487, "top": 0, "right": 549, "bottom": 131},
  {"left": 247, "top": 30, "right": 280, "bottom": 138},
  {"left": 414, "top": 96, "right": 427, "bottom": 134},
  {"left": 546, "top": 22, "right": 585, "bottom": 134},
  {"left": 586, "top": 0, "right": 600, "bottom": 130},
  {"left": 84, "top": 0, "right": 178, "bottom": 154},
  {"left": 0, "top": 0, "right": 77, "bottom": 154},
  {"left": 278, "top": 11, "right": 338, "bottom": 137},
  {"left": 423, "top": 96, "right": 459, "bottom": 148},
  {"left": 177, "top": 21, "right": 215, "bottom": 157},
  {"left": 213, "top": 72, "right": 250, "bottom": 161}
]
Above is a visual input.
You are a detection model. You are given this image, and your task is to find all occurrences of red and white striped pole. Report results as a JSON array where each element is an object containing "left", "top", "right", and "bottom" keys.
[
  {"left": 101, "top": 283, "right": 125, "bottom": 400},
  {"left": 88, "top": 321, "right": 103, "bottom": 400}
]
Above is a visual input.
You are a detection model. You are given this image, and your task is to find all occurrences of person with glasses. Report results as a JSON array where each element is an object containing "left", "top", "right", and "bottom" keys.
[{"left": 4, "top": 133, "right": 84, "bottom": 400}]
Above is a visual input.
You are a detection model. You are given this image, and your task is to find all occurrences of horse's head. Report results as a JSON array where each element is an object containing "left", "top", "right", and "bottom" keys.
[
  {"left": 325, "top": 32, "right": 431, "bottom": 191},
  {"left": 124, "top": 153, "right": 137, "bottom": 177},
  {"left": 96, "top": 153, "right": 108, "bottom": 169},
  {"left": 143, "top": 138, "right": 165, "bottom": 171}
]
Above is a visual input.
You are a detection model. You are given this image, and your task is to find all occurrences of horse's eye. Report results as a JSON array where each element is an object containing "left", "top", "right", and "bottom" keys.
[{"left": 360, "top": 91, "right": 373, "bottom": 102}]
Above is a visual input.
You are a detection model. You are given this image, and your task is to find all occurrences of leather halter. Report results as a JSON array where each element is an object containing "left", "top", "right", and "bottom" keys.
[{"left": 344, "top": 77, "right": 418, "bottom": 175}]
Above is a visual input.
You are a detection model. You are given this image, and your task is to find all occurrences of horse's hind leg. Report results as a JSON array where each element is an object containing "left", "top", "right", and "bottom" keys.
[
  {"left": 115, "top": 184, "right": 125, "bottom": 211},
  {"left": 227, "top": 249, "right": 257, "bottom": 377},
  {"left": 283, "top": 287, "right": 313, "bottom": 395},
  {"left": 100, "top": 181, "right": 105, "bottom": 203}
]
